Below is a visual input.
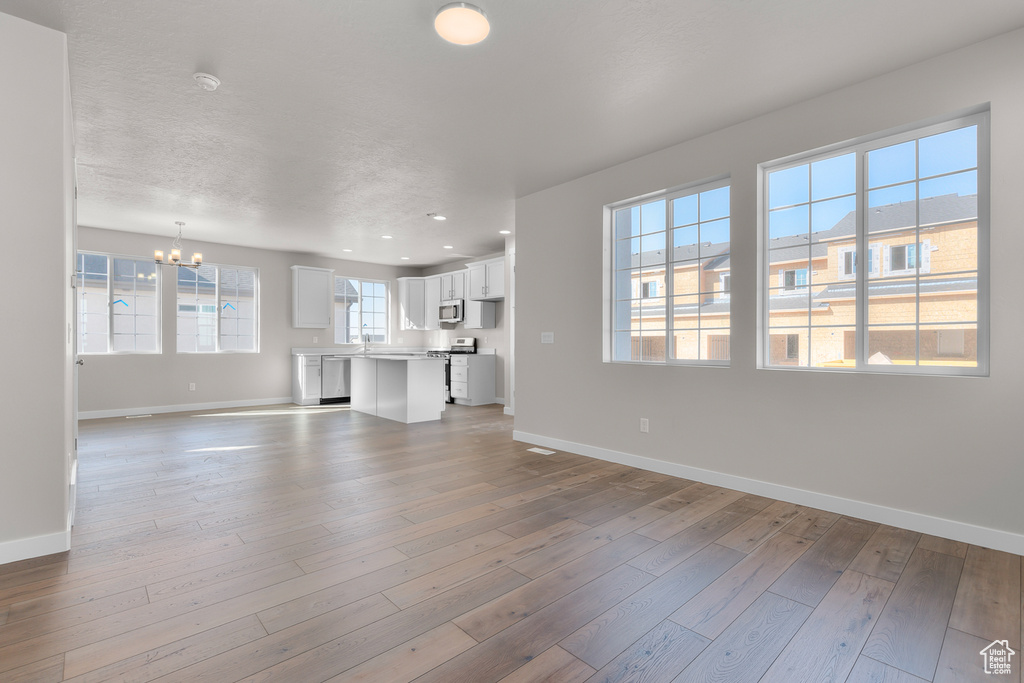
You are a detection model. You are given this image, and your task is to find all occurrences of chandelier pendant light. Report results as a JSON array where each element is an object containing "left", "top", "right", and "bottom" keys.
[
  {"left": 434, "top": 3, "right": 490, "bottom": 45},
  {"left": 155, "top": 221, "right": 202, "bottom": 268}
]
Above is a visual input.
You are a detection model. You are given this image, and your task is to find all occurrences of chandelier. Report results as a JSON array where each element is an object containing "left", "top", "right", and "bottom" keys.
[{"left": 154, "top": 221, "right": 202, "bottom": 268}]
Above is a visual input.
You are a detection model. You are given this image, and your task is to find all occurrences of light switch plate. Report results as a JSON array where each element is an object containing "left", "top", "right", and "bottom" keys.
[{"left": 541, "top": 332, "right": 555, "bottom": 344}]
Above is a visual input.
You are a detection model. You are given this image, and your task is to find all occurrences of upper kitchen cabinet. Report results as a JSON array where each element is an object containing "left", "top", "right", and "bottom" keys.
[
  {"left": 398, "top": 277, "right": 426, "bottom": 330},
  {"left": 440, "top": 271, "right": 464, "bottom": 301},
  {"left": 291, "top": 266, "right": 334, "bottom": 328},
  {"left": 424, "top": 276, "right": 442, "bottom": 330},
  {"left": 467, "top": 257, "right": 505, "bottom": 301}
]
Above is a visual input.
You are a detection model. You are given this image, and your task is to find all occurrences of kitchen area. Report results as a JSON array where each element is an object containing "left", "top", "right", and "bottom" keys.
[{"left": 289, "top": 256, "right": 504, "bottom": 424}]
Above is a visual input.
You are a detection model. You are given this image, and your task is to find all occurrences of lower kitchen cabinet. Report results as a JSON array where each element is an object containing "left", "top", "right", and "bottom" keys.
[
  {"left": 450, "top": 354, "right": 496, "bottom": 406},
  {"left": 292, "top": 354, "right": 321, "bottom": 405}
]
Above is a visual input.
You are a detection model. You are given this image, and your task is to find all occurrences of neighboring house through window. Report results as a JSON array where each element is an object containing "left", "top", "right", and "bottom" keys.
[
  {"left": 335, "top": 277, "right": 389, "bottom": 344},
  {"left": 761, "top": 112, "right": 987, "bottom": 374},
  {"left": 76, "top": 252, "right": 159, "bottom": 354},
  {"left": 608, "top": 178, "right": 731, "bottom": 364},
  {"left": 177, "top": 264, "right": 258, "bottom": 353}
]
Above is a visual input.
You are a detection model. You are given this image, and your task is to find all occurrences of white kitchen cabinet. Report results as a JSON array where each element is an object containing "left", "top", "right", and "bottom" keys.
[
  {"left": 467, "top": 257, "right": 504, "bottom": 301},
  {"left": 291, "top": 266, "right": 334, "bottom": 328},
  {"left": 463, "top": 300, "right": 495, "bottom": 329},
  {"left": 440, "top": 271, "right": 464, "bottom": 301},
  {"left": 398, "top": 277, "right": 426, "bottom": 330},
  {"left": 449, "top": 354, "right": 496, "bottom": 406},
  {"left": 424, "top": 276, "right": 442, "bottom": 330},
  {"left": 292, "top": 354, "right": 322, "bottom": 405}
]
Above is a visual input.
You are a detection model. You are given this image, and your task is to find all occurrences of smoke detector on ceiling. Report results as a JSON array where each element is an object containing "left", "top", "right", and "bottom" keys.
[{"left": 193, "top": 73, "right": 221, "bottom": 91}]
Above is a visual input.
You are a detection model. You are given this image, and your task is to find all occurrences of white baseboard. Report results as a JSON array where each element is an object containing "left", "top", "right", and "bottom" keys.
[
  {"left": 0, "top": 529, "right": 70, "bottom": 566},
  {"left": 80, "top": 397, "right": 293, "bottom": 420},
  {"left": 512, "top": 429, "right": 1024, "bottom": 556},
  {"left": 504, "top": 406, "right": 514, "bottom": 416}
]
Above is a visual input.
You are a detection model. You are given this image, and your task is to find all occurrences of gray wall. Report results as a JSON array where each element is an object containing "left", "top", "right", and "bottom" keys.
[
  {"left": 0, "top": 13, "right": 73, "bottom": 560},
  {"left": 514, "top": 29, "right": 1024, "bottom": 547},
  {"left": 77, "top": 227, "right": 427, "bottom": 414}
]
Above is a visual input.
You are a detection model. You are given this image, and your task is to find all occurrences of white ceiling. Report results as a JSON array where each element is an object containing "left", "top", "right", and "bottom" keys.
[{"left": 2, "top": 1, "right": 1023, "bottom": 267}]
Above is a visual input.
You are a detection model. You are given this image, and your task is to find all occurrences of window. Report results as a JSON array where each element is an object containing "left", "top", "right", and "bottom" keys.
[
  {"left": 177, "top": 264, "right": 258, "bottom": 353},
  {"left": 76, "top": 252, "right": 159, "bottom": 354},
  {"left": 762, "top": 112, "right": 987, "bottom": 374},
  {"left": 782, "top": 268, "right": 808, "bottom": 291},
  {"left": 335, "top": 277, "right": 389, "bottom": 344},
  {"left": 838, "top": 245, "right": 879, "bottom": 280},
  {"left": 609, "top": 178, "right": 730, "bottom": 364}
]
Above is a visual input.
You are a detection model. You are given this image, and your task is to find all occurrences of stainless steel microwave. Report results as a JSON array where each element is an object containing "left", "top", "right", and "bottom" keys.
[{"left": 439, "top": 299, "right": 463, "bottom": 323}]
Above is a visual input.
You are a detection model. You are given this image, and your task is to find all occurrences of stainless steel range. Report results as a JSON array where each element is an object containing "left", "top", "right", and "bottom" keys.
[{"left": 427, "top": 337, "right": 476, "bottom": 403}]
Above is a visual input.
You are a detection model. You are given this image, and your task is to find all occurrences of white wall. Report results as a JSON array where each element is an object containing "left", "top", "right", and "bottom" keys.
[
  {"left": 77, "top": 227, "right": 428, "bottom": 415},
  {"left": 514, "top": 29, "right": 1024, "bottom": 552},
  {"left": 0, "top": 13, "right": 74, "bottom": 563}
]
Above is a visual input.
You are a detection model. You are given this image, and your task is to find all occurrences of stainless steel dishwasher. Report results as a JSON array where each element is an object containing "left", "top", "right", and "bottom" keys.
[{"left": 320, "top": 356, "right": 351, "bottom": 404}]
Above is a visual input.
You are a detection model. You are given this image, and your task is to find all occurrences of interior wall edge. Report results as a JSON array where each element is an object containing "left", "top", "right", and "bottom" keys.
[{"left": 512, "top": 429, "right": 1024, "bottom": 556}]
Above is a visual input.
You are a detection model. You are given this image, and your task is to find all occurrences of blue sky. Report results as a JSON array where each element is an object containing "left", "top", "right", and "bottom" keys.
[{"left": 768, "top": 125, "right": 977, "bottom": 240}]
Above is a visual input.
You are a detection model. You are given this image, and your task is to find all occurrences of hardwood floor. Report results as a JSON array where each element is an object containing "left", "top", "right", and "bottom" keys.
[{"left": 0, "top": 403, "right": 1020, "bottom": 682}]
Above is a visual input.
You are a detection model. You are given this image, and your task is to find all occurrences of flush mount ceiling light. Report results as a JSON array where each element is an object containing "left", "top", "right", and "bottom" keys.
[
  {"left": 154, "top": 221, "right": 202, "bottom": 268},
  {"left": 193, "top": 72, "right": 221, "bottom": 91},
  {"left": 434, "top": 3, "right": 490, "bottom": 45},
  {"left": 427, "top": 213, "right": 447, "bottom": 221}
]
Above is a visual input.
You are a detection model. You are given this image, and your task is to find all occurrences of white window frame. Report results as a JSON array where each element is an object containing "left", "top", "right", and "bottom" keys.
[
  {"left": 334, "top": 276, "right": 391, "bottom": 345},
  {"left": 176, "top": 263, "right": 260, "bottom": 354},
  {"left": 76, "top": 251, "right": 161, "bottom": 355},
  {"left": 759, "top": 110, "right": 989, "bottom": 376},
  {"left": 780, "top": 267, "right": 809, "bottom": 292},
  {"left": 604, "top": 175, "right": 731, "bottom": 366}
]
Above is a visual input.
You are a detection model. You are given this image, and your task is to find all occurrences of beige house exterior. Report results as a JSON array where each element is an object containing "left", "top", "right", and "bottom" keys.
[{"left": 626, "top": 193, "right": 978, "bottom": 367}]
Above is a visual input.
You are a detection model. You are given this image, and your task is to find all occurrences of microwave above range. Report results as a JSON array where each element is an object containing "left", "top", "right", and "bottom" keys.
[{"left": 439, "top": 299, "right": 463, "bottom": 323}]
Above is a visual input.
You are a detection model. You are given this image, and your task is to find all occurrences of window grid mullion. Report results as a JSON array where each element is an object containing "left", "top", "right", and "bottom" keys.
[
  {"left": 665, "top": 202, "right": 673, "bottom": 363},
  {"left": 855, "top": 146, "right": 867, "bottom": 369}
]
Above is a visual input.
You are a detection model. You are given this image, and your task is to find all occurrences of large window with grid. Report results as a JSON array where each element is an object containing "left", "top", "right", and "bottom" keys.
[
  {"left": 76, "top": 252, "right": 159, "bottom": 354},
  {"left": 608, "top": 179, "right": 731, "bottom": 364},
  {"left": 762, "top": 112, "right": 987, "bottom": 374},
  {"left": 334, "top": 277, "right": 389, "bottom": 344},
  {"left": 176, "top": 264, "right": 258, "bottom": 353}
]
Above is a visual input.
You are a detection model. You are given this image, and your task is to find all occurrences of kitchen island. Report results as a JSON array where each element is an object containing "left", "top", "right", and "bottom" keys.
[{"left": 350, "top": 355, "right": 445, "bottom": 423}]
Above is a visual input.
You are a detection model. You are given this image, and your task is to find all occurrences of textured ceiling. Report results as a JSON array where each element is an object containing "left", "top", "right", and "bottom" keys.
[{"left": 2, "top": 0, "right": 1023, "bottom": 266}]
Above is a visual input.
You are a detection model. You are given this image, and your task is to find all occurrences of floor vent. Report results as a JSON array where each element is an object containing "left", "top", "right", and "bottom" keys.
[{"left": 526, "top": 447, "right": 556, "bottom": 455}]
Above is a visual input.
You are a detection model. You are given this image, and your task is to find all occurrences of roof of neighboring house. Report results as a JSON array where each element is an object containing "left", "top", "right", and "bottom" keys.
[
  {"left": 810, "top": 192, "right": 978, "bottom": 242},
  {"left": 627, "top": 193, "right": 976, "bottom": 272}
]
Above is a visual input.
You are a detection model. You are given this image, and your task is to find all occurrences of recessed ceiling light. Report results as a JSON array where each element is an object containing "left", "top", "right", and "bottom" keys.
[
  {"left": 443, "top": 245, "right": 454, "bottom": 249},
  {"left": 381, "top": 235, "right": 393, "bottom": 239},
  {"left": 193, "top": 72, "right": 221, "bottom": 91},
  {"left": 401, "top": 256, "right": 410, "bottom": 260},
  {"left": 427, "top": 212, "right": 447, "bottom": 221},
  {"left": 342, "top": 249, "right": 353, "bottom": 252},
  {"left": 499, "top": 230, "right": 511, "bottom": 234},
  {"left": 434, "top": 3, "right": 490, "bottom": 46}
]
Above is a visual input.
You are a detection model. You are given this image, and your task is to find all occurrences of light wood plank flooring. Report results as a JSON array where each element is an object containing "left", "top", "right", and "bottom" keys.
[{"left": 0, "top": 403, "right": 1020, "bottom": 682}]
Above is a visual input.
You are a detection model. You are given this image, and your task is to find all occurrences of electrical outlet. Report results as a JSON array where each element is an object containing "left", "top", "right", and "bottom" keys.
[
  {"left": 188, "top": 383, "right": 196, "bottom": 392},
  {"left": 483, "top": 336, "right": 488, "bottom": 344},
  {"left": 397, "top": 337, "right": 404, "bottom": 344},
  {"left": 313, "top": 336, "right": 318, "bottom": 343},
  {"left": 639, "top": 417, "right": 649, "bottom": 433}
]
